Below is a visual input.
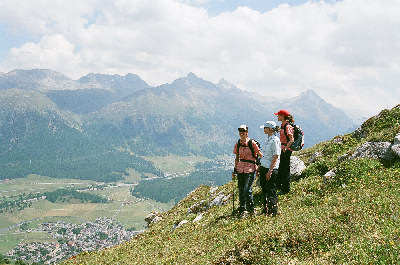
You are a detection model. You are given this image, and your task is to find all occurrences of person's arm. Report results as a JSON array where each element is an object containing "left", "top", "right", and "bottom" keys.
[
  {"left": 266, "top": 155, "right": 279, "bottom": 180},
  {"left": 284, "top": 134, "right": 294, "bottom": 152},
  {"left": 283, "top": 125, "right": 294, "bottom": 152},
  {"left": 233, "top": 143, "right": 239, "bottom": 178},
  {"left": 257, "top": 150, "right": 263, "bottom": 158}
]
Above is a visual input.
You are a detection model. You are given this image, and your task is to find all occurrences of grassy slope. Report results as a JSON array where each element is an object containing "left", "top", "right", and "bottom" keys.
[{"left": 64, "top": 106, "right": 400, "bottom": 264}]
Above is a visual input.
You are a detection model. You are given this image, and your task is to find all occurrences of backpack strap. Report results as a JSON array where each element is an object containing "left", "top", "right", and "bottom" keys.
[
  {"left": 237, "top": 139, "right": 256, "bottom": 159},
  {"left": 234, "top": 140, "right": 239, "bottom": 171},
  {"left": 248, "top": 139, "right": 256, "bottom": 159},
  {"left": 282, "top": 123, "right": 290, "bottom": 142}
]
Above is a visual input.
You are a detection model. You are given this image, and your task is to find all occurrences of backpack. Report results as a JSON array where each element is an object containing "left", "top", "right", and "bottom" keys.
[
  {"left": 237, "top": 139, "right": 261, "bottom": 165},
  {"left": 283, "top": 123, "right": 305, "bottom": 151}
]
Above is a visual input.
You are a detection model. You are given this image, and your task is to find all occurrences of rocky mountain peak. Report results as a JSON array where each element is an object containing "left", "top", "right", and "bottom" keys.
[
  {"left": 186, "top": 72, "right": 199, "bottom": 80},
  {"left": 0, "top": 69, "right": 77, "bottom": 91},
  {"left": 296, "top": 89, "right": 323, "bottom": 101},
  {"left": 217, "top": 78, "right": 236, "bottom": 90}
]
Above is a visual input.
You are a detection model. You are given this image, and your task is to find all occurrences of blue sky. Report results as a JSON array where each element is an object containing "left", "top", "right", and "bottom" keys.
[
  {"left": 188, "top": 0, "right": 312, "bottom": 14},
  {"left": 0, "top": 0, "right": 399, "bottom": 122}
]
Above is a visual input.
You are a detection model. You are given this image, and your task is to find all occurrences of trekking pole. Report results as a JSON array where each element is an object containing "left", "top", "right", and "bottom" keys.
[
  {"left": 233, "top": 145, "right": 239, "bottom": 216},
  {"left": 232, "top": 178, "right": 235, "bottom": 215},
  {"left": 232, "top": 172, "right": 236, "bottom": 216}
]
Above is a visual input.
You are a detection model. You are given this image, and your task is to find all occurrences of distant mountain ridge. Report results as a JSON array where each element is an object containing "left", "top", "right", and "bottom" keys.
[{"left": 0, "top": 69, "right": 355, "bottom": 181}]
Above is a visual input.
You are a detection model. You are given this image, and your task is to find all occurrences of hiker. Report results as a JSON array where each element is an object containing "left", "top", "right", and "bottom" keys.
[
  {"left": 275, "top": 110, "right": 294, "bottom": 195},
  {"left": 258, "top": 121, "right": 281, "bottom": 216},
  {"left": 232, "top": 124, "right": 262, "bottom": 216}
]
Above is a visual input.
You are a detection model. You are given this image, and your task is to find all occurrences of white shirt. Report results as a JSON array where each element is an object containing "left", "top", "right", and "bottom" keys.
[{"left": 260, "top": 134, "right": 281, "bottom": 169}]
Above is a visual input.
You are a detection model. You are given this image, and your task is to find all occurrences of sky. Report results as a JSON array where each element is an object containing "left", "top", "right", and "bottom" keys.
[{"left": 1, "top": 0, "right": 399, "bottom": 123}]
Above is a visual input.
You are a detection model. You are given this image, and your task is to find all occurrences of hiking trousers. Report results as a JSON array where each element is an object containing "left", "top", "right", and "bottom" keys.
[
  {"left": 277, "top": 150, "right": 292, "bottom": 193},
  {"left": 237, "top": 171, "right": 255, "bottom": 213},
  {"left": 259, "top": 166, "right": 278, "bottom": 214}
]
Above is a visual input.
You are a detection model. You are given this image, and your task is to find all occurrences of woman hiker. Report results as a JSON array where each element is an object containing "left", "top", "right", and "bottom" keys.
[
  {"left": 275, "top": 110, "right": 295, "bottom": 195},
  {"left": 232, "top": 124, "right": 262, "bottom": 217},
  {"left": 258, "top": 121, "right": 281, "bottom": 216}
]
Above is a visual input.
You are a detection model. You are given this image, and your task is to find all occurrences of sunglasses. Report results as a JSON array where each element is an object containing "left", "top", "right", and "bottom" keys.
[{"left": 238, "top": 129, "right": 247, "bottom": 133}]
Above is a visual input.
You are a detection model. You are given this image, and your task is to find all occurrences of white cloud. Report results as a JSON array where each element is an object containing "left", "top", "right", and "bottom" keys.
[
  {"left": 0, "top": 0, "right": 95, "bottom": 36},
  {"left": 3, "top": 34, "right": 82, "bottom": 75},
  {"left": 1, "top": 0, "right": 400, "bottom": 121}
]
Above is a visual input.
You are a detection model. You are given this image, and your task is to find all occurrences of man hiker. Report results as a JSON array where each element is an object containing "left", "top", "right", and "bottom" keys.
[{"left": 232, "top": 124, "right": 262, "bottom": 217}]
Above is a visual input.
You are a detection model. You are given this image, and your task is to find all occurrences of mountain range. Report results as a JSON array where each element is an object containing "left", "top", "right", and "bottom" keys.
[{"left": 0, "top": 69, "right": 355, "bottom": 181}]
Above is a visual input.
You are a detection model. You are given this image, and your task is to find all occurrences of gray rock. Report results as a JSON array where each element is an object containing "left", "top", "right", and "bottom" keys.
[
  {"left": 352, "top": 127, "right": 367, "bottom": 140},
  {"left": 188, "top": 200, "right": 208, "bottom": 214},
  {"left": 337, "top": 153, "right": 350, "bottom": 163},
  {"left": 171, "top": 220, "right": 189, "bottom": 232},
  {"left": 351, "top": 142, "right": 394, "bottom": 161},
  {"left": 391, "top": 144, "right": 400, "bottom": 158},
  {"left": 209, "top": 193, "right": 230, "bottom": 207},
  {"left": 152, "top": 216, "right": 163, "bottom": 224},
  {"left": 193, "top": 213, "right": 204, "bottom": 223},
  {"left": 394, "top": 133, "right": 400, "bottom": 145},
  {"left": 308, "top": 151, "right": 322, "bottom": 163},
  {"left": 145, "top": 212, "right": 162, "bottom": 226},
  {"left": 333, "top": 136, "right": 344, "bottom": 144},
  {"left": 210, "top": 187, "right": 219, "bottom": 194},
  {"left": 176, "top": 220, "right": 189, "bottom": 228},
  {"left": 323, "top": 169, "right": 336, "bottom": 181},
  {"left": 290, "top": 156, "right": 306, "bottom": 179}
]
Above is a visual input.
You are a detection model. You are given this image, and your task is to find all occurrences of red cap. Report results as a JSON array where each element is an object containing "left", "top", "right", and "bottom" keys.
[{"left": 274, "top": 109, "right": 290, "bottom": 117}]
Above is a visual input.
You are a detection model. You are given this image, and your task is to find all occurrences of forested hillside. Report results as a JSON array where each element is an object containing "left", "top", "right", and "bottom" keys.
[
  {"left": 0, "top": 90, "right": 160, "bottom": 181},
  {"left": 0, "top": 69, "right": 355, "bottom": 182}
]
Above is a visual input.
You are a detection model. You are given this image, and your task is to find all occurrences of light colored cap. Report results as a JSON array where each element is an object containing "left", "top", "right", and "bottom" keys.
[
  {"left": 260, "top": 121, "right": 276, "bottom": 129},
  {"left": 238, "top": 124, "right": 248, "bottom": 131}
]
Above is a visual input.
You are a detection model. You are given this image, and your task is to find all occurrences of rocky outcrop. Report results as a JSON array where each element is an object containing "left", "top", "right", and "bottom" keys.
[
  {"left": 323, "top": 169, "right": 336, "bottom": 181},
  {"left": 391, "top": 144, "right": 400, "bottom": 158},
  {"left": 308, "top": 151, "right": 322, "bottom": 163},
  {"left": 171, "top": 187, "right": 231, "bottom": 232},
  {"left": 350, "top": 133, "right": 400, "bottom": 162},
  {"left": 394, "top": 134, "right": 400, "bottom": 145},
  {"left": 351, "top": 142, "right": 395, "bottom": 161},
  {"left": 352, "top": 126, "right": 367, "bottom": 140},
  {"left": 210, "top": 193, "right": 231, "bottom": 207},
  {"left": 171, "top": 220, "right": 189, "bottom": 232},
  {"left": 290, "top": 156, "right": 306, "bottom": 179},
  {"left": 145, "top": 212, "right": 163, "bottom": 227},
  {"left": 323, "top": 133, "right": 400, "bottom": 182},
  {"left": 188, "top": 200, "right": 209, "bottom": 214}
]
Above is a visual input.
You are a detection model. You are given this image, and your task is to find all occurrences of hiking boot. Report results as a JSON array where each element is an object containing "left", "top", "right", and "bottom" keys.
[
  {"left": 249, "top": 209, "right": 257, "bottom": 217},
  {"left": 261, "top": 208, "right": 267, "bottom": 215},
  {"left": 270, "top": 208, "right": 280, "bottom": 217},
  {"left": 267, "top": 205, "right": 279, "bottom": 217},
  {"left": 237, "top": 208, "right": 245, "bottom": 218},
  {"left": 272, "top": 211, "right": 281, "bottom": 217},
  {"left": 239, "top": 211, "right": 248, "bottom": 219},
  {"left": 237, "top": 206, "right": 245, "bottom": 215}
]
